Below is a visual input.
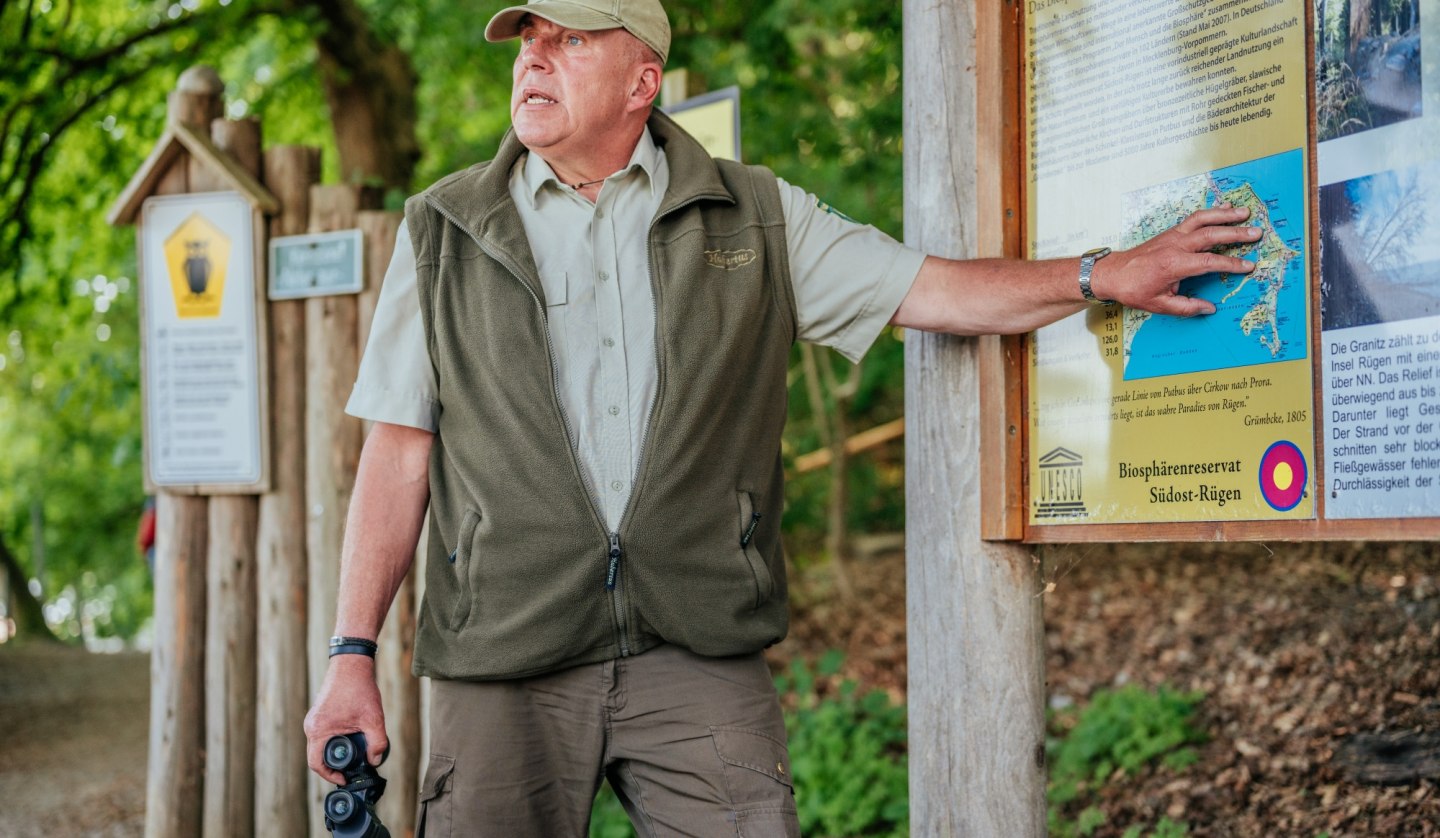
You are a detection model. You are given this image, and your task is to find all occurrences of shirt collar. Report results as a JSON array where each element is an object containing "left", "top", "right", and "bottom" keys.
[{"left": 520, "top": 127, "right": 663, "bottom": 208}]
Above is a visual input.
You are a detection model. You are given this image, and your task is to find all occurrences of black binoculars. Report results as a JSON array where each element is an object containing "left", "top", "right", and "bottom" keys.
[{"left": 323, "top": 732, "right": 391, "bottom": 838}]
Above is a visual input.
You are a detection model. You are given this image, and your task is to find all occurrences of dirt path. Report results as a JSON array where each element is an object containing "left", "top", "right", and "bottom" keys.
[{"left": 0, "top": 644, "right": 148, "bottom": 837}]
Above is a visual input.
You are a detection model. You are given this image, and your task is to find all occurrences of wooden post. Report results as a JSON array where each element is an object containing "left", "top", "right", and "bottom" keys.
[
  {"left": 191, "top": 114, "right": 264, "bottom": 838},
  {"left": 145, "top": 495, "right": 209, "bottom": 838},
  {"left": 145, "top": 66, "right": 224, "bottom": 838},
  {"left": 356, "top": 210, "right": 421, "bottom": 835},
  {"left": 203, "top": 496, "right": 259, "bottom": 838},
  {"left": 306, "top": 184, "right": 379, "bottom": 834},
  {"left": 902, "top": 0, "right": 1047, "bottom": 834},
  {"left": 254, "top": 144, "right": 320, "bottom": 836}
]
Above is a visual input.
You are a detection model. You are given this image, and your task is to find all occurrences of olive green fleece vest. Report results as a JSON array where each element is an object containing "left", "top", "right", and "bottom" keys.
[{"left": 406, "top": 112, "right": 797, "bottom": 681}]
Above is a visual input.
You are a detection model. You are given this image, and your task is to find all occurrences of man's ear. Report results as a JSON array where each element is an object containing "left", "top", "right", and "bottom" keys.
[{"left": 628, "top": 64, "right": 662, "bottom": 113}]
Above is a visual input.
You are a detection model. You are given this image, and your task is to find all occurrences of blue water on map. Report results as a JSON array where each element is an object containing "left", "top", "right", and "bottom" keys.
[{"left": 1124, "top": 148, "right": 1308, "bottom": 381}]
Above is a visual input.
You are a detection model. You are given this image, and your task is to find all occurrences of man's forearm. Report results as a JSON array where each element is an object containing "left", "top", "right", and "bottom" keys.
[
  {"left": 332, "top": 422, "right": 434, "bottom": 640},
  {"left": 891, "top": 205, "right": 1262, "bottom": 336}
]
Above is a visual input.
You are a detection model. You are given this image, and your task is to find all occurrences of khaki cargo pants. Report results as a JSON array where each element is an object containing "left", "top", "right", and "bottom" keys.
[{"left": 416, "top": 644, "right": 801, "bottom": 837}]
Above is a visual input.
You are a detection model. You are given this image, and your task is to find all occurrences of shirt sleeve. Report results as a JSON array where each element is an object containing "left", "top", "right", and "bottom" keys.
[
  {"left": 345, "top": 219, "right": 440, "bottom": 431},
  {"left": 778, "top": 177, "right": 927, "bottom": 362}
]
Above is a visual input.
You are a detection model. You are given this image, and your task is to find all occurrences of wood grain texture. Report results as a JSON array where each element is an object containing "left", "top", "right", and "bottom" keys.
[
  {"left": 254, "top": 144, "right": 319, "bottom": 837},
  {"left": 305, "top": 184, "right": 377, "bottom": 835},
  {"left": 203, "top": 496, "right": 259, "bottom": 838},
  {"left": 145, "top": 494, "right": 208, "bottom": 838},
  {"left": 903, "top": 0, "right": 1047, "bottom": 834}
]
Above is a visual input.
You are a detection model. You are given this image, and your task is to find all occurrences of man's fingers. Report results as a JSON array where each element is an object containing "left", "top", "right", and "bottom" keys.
[
  {"left": 1174, "top": 204, "right": 1251, "bottom": 234},
  {"left": 1154, "top": 293, "right": 1216, "bottom": 318},
  {"left": 367, "top": 729, "right": 390, "bottom": 766},
  {"left": 1184, "top": 222, "right": 1262, "bottom": 251},
  {"left": 306, "top": 736, "right": 346, "bottom": 785}
]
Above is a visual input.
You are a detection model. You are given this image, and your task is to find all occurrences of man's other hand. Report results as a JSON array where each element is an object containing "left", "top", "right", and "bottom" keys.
[
  {"left": 1092, "top": 204, "right": 1262, "bottom": 317},
  {"left": 303, "top": 655, "right": 389, "bottom": 785}
]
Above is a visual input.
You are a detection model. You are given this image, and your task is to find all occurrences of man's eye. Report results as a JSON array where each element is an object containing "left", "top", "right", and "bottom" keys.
[{"left": 567, "top": 35, "right": 582, "bottom": 45}]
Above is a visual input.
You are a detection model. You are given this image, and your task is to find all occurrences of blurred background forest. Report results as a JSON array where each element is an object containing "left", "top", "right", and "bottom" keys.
[{"left": 0, "top": 0, "right": 907, "bottom": 647}]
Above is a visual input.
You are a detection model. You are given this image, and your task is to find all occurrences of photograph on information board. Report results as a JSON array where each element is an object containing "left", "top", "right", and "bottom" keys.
[
  {"left": 1025, "top": 0, "right": 1316, "bottom": 525},
  {"left": 1316, "top": 0, "right": 1440, "bottom": 520}
]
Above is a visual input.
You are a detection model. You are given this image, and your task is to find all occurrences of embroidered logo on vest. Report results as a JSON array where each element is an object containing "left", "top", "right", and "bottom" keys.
[{"left": 704, "top": 249, "right": 757, "bottom": 271}]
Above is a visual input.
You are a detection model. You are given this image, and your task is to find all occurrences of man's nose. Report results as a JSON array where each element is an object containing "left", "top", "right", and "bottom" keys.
[{"left": 520, "top": 39, "right": 552, "bottom": 70}]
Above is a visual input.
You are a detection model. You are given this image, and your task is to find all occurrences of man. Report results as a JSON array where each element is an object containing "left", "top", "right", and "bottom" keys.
[{"left": 304, "top": 0, "right": 1260, "bottom": 834}]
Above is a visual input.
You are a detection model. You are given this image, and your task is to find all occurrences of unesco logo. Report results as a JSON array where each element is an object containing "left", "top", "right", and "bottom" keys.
[{"left": 1035, "top": 447, "right": 1087, "bottom": 519}]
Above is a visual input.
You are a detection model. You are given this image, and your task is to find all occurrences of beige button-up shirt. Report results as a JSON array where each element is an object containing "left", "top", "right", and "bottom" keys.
[{"left": 349, "top": 128, "right": 925, "bottom": 529}]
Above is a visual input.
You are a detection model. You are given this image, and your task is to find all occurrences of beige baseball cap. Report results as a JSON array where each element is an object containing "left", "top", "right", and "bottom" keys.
[{"left": 485, "top": 0, "right": 671, "bottom": 64}]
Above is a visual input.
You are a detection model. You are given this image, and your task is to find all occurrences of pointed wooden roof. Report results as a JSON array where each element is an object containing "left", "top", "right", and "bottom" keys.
[{"left": 107, "top": 119, "right": 280, "bottom": 226}]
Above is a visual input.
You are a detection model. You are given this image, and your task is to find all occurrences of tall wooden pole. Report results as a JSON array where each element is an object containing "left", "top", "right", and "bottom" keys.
[
  {"left": 902, "top": 0, "right": 1047, "bottom": 834},
  {"left": 144, "top": 66, "right": 224, "bottom": 838},
  {"left": 195, "top": 115, "right": 264, "bottom": 838},
  {"left": 145, "top": 497, "right": 209, "bottom": 838},
  {"left": 254, "top": 144, "right": 320, "bottom": 836},
  {"left": 306, "top": 184, "right": 379, "bottom": 834}
]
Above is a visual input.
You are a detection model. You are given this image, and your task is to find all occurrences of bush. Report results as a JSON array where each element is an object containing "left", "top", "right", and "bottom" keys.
[{"left": 1047, "top": 684, "right": 1207, "bottom": 838}]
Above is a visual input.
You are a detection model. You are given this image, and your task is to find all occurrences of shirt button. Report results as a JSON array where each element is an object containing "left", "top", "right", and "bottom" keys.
[
  {"left": 599, "top": 271, "right": 610, "bottom": 282},
  {"left": 595, "top": 208, "right": 605, "bottom": 219},
  {"left": 603, "top": 338, "right": 615, "bottom": 348},
  {"left": 609, "top": 405, "right": 620, "bottom": 416},
  {"left": 611, "top": 480, "right": 624, "bottom": 491}
]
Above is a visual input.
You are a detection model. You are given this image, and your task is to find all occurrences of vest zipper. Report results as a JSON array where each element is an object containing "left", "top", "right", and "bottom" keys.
[{"left": 741, "top": 512, "right": 763, "bottom": 548}]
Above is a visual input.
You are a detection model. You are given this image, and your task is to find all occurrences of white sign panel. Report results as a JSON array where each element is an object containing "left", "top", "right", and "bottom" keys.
[
  {"left": 140, "top": 191, "right": 263, "bottom": 487},
  {"left": 269, "top": 229, "right": 364, "bottom": 300}
]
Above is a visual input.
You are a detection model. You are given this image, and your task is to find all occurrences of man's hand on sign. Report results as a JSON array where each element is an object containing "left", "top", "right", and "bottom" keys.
[
  {"left": 890, "top": 204, "right": 1261, "bottom": 336},
  {"left": 1089, "top": 204, "right": 1260, "bottom": 317},
  {"left": 303, "top": 655, "right": 389, "bottom": 785}
]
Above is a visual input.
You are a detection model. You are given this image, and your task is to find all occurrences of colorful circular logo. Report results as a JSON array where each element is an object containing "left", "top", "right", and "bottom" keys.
[{"left": 1258, "top": 441, "right": 1307, "bottom": 512}]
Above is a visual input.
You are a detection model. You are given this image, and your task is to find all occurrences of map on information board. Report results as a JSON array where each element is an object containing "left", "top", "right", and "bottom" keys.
[{"left": 1120, "top": 148, "right": 1308, "bottom": 381}]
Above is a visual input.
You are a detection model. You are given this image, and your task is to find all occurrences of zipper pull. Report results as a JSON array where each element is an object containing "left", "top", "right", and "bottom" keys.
[
  {"left": 605, "top": 532, "right": 622, "bottom": 590},
  {"left": 740, "top": 512, "right": 762, "bottom": 548}
]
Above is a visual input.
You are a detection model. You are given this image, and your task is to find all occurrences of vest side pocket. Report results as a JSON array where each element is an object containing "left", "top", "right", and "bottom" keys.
[
  {"left": 737, "top": 491, "right": 775, "bottom": 609},
  {"left": 448, "top": 508, "right": 481, "bottom": 629}
]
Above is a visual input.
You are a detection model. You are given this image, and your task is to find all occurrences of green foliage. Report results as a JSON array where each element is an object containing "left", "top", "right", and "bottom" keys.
[
  {"left": 1121, "top": 817, "right": 1190, "bottom": 838},
  {"left": 1047, "top": 685, "right": 1207, "bottom": 838},
  {"left": 589, "top": 652, "right": 909, "bottom": 838},
  {"left": 2, "top": 0, "right": 907, "bottom": 640}
]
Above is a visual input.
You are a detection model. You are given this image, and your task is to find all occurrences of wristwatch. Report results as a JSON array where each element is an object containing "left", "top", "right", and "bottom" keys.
[{"left": 1078, "top": 246, "right": 1114, "bottom": 305}]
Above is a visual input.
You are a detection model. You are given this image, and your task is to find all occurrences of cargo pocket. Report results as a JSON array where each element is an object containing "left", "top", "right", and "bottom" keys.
[
  {"left": 736, "top": 491, "right": 775, "bottom": 609},
  {"left": 444, "top": 510, "right": 480, "bottom": 630},
  {"left": 711, "top": 725, "right": 797, "bottom": 836},
  {"left": 415, "top": 754, "right": 455, "bottom": 838}
]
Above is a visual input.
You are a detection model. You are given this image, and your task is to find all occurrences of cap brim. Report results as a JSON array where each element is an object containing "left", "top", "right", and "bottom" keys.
[{"left": 484, "top": 2, "right": 626, "bottom": 43}]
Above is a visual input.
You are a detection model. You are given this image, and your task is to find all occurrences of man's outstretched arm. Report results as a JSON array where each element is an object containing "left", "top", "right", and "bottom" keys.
[
  {"left": 304, "top": 421, "right": 433, "bottom": 784},
  {"left": 891, "top": 205, "right": 1261, "bottom": 335}
]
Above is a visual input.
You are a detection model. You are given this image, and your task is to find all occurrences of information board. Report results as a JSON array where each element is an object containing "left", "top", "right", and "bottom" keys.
[
  {"left": 665, "top": 86, "right": 742, "bottom": 161},
  {"left": 140, "top": 191, "right": 264, "bottom": 488},
  {"left": 1315, "top": 0, "right": 1439, "bottom": 519},
  {"left": 1025, "top": 0, "right": 1316, "bottom": 525}
]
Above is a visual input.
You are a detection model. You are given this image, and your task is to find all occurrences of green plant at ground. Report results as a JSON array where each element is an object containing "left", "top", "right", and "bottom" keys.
[
  {"left": 589, "top": 651, "right": 909, "bottom": 837},
  {"left": 1047, "top": 684, "right": 1206, "bottom": 838}
]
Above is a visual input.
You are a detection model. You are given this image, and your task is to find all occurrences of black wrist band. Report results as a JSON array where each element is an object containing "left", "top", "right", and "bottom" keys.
[{"left": 328, "top": 635, "right": 378, "bottom": 658}]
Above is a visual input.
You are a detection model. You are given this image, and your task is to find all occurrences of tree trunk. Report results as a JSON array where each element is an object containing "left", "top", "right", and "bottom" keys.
[
  {"left": 298, "top": 0, "right": 421, "bottom": 191},
  {"left": 0, "top": 531, "right": 60, "bottom": 643}
]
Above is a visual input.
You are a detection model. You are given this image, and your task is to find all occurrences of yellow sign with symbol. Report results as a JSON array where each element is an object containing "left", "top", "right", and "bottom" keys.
[{"left": 162, "top": 212, "right": 231, "bottom": 319}]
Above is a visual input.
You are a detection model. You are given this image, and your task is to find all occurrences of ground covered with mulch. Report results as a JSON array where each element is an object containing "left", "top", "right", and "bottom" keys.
[
  {"left": 1, "top": 540, "right": 1436, "bottom": 836},
  {"left": 779, "top": 540, "right": 1440, "bottom": 837}
]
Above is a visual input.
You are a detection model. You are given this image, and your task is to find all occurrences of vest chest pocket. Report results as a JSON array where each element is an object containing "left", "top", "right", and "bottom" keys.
[
  {"left": 442, "top": 509, "right": 481, "bottom": 630},
  {"left": 737, "top": 491, "right": 775, "bottom": 610}
]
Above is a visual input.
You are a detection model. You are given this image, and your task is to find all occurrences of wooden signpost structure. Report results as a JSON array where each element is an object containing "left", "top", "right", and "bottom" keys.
[
  {"left": 109, "top": 68, "right": 415, "bottom": 838},
  {"left": 904, "top": 0, "right": 1438, "bottom": 833}
]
